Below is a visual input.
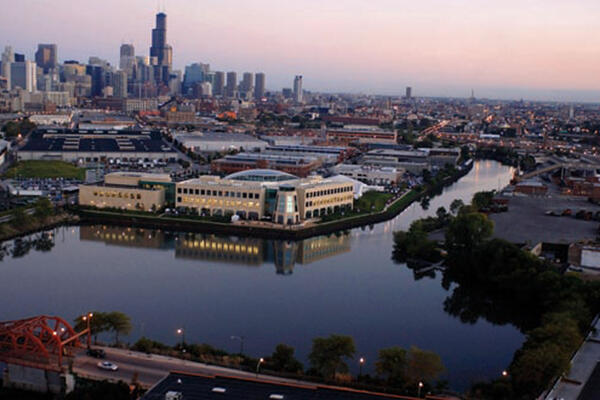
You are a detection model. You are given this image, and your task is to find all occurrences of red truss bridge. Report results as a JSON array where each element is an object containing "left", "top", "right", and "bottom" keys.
[{"left": 0, "top": 315, "right": 91, "bottom": 372}]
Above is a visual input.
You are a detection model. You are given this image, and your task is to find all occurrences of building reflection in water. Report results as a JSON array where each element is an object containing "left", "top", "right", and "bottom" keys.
[{"left": 80, "top": 225, "right": 352, "bottom": 274}]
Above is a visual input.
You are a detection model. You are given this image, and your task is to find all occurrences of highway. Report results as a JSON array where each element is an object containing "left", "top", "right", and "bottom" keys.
[{"left": 72, "top": 346, "right": 306, "bottom": 389}]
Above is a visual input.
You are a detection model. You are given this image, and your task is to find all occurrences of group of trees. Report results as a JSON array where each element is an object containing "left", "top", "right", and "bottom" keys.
[
  {"left": 74, "top": 311, "right": 132, "bottom": 346},
  {"left": 394, "top": 191, "right": 600, "bottom": 399},
  {"left": 307, "top": 334, "right": 445, "bottom": 394},
  {"left": 1, "top": 118, "right": 36, "bottom": 139},
  {"left": 5, "top": 197, "right": 55, "bottom": 233}
]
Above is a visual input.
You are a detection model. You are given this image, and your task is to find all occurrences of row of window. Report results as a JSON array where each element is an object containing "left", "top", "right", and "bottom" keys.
[
  {"left": 177, "top": 187, "right": 260, "bottom": 200},
  {"left": 178, "top": 197, "right": 259, "bottom": 209},
  {"left": 305, "top": 186, "right": 352, "bottom": 198},
  {"left": 92, "top": 191, "right": 142, "bottom": 200},
  {"left": 305, "top": 195, "right": 353, "bottom": 208}
]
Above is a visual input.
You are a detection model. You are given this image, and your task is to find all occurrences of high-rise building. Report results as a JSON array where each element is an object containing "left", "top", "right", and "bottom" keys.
[
  {"left": 183, "top": 63, "right": 209, "bottom": 95},
  {"left": 255, "top": 72, "right": 266, "bottom": 100},
  {"left": 226, "top": 71, "right": 237, "bottom": 98},
  {"left": 405, "top": 86, "right": 412, "bottom": 99},
  {"left": 239, "top": 72, "right": 254, "bottom": 99},
  {"left": 1, "top": 46, "right": 14, "bottom": 90},
  {"left": 86, "top": 65, "right": 105, "bottom": 97},
  {"left": 10, "top": 61, "right": 36, "bottom": 92},
  {"left": 149, "top": 12, "right": 173, "bottom": 85},
  {"left": 293, "top": 75, "right": 303, "bottom": 103},
  {"left": 35, "top": 44, "right": 58, "bottom": 73},
  {"left": 113, "top": 70, "right": 128, "bottom": 98},
  {"left": 14, "top": 53, "right": 25, "bottom": 63},
  {"left": 213, "top": 71, "right": 225, "bottom": 96},
  {"left": 119, "top": 44, "right": 135, "bottom": 72}
]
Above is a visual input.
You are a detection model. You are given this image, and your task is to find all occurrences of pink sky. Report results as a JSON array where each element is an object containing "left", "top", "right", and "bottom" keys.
[{"left": 2, "top": 0, "right": 600, "bottom": 101}]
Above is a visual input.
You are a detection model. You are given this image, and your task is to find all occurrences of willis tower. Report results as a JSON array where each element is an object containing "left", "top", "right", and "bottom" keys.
[{"left": 150, "top": 12, "right": 173, "bottom": 85}]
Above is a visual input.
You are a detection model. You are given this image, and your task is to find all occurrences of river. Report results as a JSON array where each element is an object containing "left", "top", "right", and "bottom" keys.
[{"left": 0, "top": 160, "right": 519, "bottom": 391}]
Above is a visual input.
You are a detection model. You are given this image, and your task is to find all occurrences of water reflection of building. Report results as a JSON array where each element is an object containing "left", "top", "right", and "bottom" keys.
[
  {"left": 175, "top": 234, "right": 263, "bottom": 266},
  {"left": 296, "top": 235, "right": 352, "bottom": 265},
  {"left": 79, "top": 225, "right": 173, "bottom": 249},
  {"left": 79, "top": 225, "right": 352, "bottom": 274}
]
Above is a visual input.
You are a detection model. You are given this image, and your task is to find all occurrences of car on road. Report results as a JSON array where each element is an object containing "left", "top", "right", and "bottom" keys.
[
  {"left": 87, "top": 348, "right": 106, "bottom": 358},
  {"left": 97, "top": 361, "right": 118, "bottom": 371}
]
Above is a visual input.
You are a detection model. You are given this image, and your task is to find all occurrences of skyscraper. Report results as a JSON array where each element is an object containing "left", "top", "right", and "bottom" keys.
[
  {"left": 119, "top": 44, "right": 135, "bottom": 72},
  {"left": 255, "top": 72, "right": 266, "bottom": 100},
  {"left": 226, "top": 71, "right": 237, "bottom": 98},
  {"left": 405, "top": 86, "right": 412, "bottom": 99},
  {"left": 239, "top": 72, "right": 254, "bottom": 99},
  {"left": 35, "top": 44, "right": 58, "bottom": 73},
  {"left": 1, "top": 46, "right": 14, "bottom": 90},
  {"left": 113, "top": 70, "right": 128, "bottom": 98},
  {"left": 149, "top": 12, "right": 173, "bottom": 85},
  {"left": 10, "top": 61, "right": 36, "bottom": 92},
  {"left": 293, "top": 75, "right": 303, "bottom": 103},
  {"left": 183, "top": 63, "right": 209, "bottom": 95},
  {"left": 213, "top": 71, "right": 225, "bottom": 96}
]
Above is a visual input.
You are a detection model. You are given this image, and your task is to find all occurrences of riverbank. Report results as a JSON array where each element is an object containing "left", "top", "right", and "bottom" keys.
[
  {"left": 0, "top": 211, "right": 80, "bottom": 243},
  {"left": 77, "top": 161, "right": 474, "bottom": 240}
]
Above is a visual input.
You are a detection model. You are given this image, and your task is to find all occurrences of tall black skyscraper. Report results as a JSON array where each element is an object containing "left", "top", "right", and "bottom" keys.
[{"left": 150, "top": 12, "right": 172, "bottom": 85}]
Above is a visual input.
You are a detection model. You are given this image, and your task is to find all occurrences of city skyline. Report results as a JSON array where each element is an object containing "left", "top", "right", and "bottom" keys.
[{"left": 1, "top": 0, "right": 600, "bottom": 101}]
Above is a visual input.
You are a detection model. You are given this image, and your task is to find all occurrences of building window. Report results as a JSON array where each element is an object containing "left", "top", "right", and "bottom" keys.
[
  {"left": 243, "top": 193, "right": 247, "bottom": 199},
  {"left": 183, "top": 188, "right": 188, "bottom": 194},
  {"left": 195, "top": 189, "right": 199, "bottom": 195},
  {"left": 218, "top": 191, "right": 223, "bottom": 196},
  {"left": 201, "top": 189, "right": 205, "bottom": 195},
  {"left": 177, "top": 188, "right": 182, "bottom": 194},
  {"left": 177, "top": 197, "right": 182, "bottom": 202}
]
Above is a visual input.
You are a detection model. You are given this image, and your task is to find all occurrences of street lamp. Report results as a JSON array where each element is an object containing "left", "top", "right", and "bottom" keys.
[
  {"left": 176, "top": 328, "right": 185, "bottom": 347},
  {"left": 502, "top": 370, "right": 508, "bottom": 378},
  {"left": 82, "top": 312, "right": 93, "bottom": 349},
  {"left": 359, "top": 357, "right": 365, "bottom": 379},
  {"left": 230, "top": 335, "right": 245, "bottom": 355},
  {"left": 418, "top": 381, "right": 424, "bottom": 398},
  {"left": 256, "top": 357, "right": 264, "bottom": 376}
]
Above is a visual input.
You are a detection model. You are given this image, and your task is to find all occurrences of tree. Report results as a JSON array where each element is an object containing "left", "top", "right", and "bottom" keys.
[
  {"left": 73, "top": 312, "right": 111, "bottom": 344},
  {"left": 308, "top": 334, "right": 356, "bottom": 379},
  {"left": 471, "top": 191, "right": 495, "bottom": 211},
  {"left": 33, "top": 197, "right": 54, "bottom": 222},
  {"left": 11, "top": 207, "right": 31, "bottom": 228},
  {"left": 405, "top": 346, "right": 445, "bottom": 385},
  {"left": 435, "top": 207, "right": 449, "bottom": 224},
  {"left": 449, "top": 199, "right": 464, "bottom": 215},
  {"left": 267, "top": 344, "right": 303, "bottom": 374},
  {"left": 445, "top": 212, "right": 494, "bottom": 258},
  {"left": 105, "top": 311, "right": 132, "bottom": 345},
  {"left": 375, "top": 346, "right": 407, "bottom": 385}
]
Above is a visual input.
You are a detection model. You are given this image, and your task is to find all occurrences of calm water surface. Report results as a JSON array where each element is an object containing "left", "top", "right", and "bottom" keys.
[{"left": 0, "top": 161, "right": 519, "bottom": 391}]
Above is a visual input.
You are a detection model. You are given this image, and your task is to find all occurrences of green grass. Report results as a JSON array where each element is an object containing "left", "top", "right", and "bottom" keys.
[
  {"left": 4, "top": 160, "right": 86, "bottom": 180},
  {"left": 354, "top": 191, "right": 394, "bottom": 213}
]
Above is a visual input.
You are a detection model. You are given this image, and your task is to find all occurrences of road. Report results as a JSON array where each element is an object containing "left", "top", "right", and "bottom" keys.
[{"left": 73, "top": 346, "right": 307, "bottom": 389}]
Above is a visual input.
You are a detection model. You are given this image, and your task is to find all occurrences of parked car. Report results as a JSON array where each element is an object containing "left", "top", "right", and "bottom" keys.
[
  {"left": 87, "top": 348, "right": 106, "bottom": 358},
  {"left": 97, "top": 361, "right": 118, "bottom": 371}
]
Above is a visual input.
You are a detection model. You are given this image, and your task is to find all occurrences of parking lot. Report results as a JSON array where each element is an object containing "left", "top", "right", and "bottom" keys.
[{"left": 491, "top": 194, "right": 600, "bottom": 244}]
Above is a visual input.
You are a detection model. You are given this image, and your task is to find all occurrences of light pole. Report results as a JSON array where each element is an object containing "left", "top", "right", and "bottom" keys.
[
  {"left": 176, "top": 328, "right": 185, "bottom": 347},
  {"left": 418, "top": 381, "right": 424, "bottom": 398},
  {"left": 82, "top": 312, "right": 93, "bottom": 349},
  {"left": 502, "top": 370, "right": 508, "bottom": 378},
  {"left": 256, "top": 357, "right": 264, "bottom": 376},
  {"left": 359, "top": 357, "right": 365, "bottom": 379},
  {"left": 230, "top": 335, "right": 245, "bottom": 355}
]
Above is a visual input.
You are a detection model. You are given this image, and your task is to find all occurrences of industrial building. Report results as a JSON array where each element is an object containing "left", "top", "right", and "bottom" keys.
[
  {"left": 263, "top": 144, "right": 354, "bottom": 164},
  {"left": 176, "top": 169, "right": 354, "bottom": 224},
  {"left": 362, "top": 149, "right": 430, "bottom": 173},
  {"left": 333, "top": 164, "right": 403, "bottom": 185},
  {"left": 79, "top": 172, "right": 171, "bottom": 212},
  {"left": 211, "top": 153, "right": 321, "bottom": 177},
  {"left": 173, "top": 131, "right": 268, "bottom": 153},
  {"left": 326, "top": 127, "right": 397, "bottom": 144},
  {"left": 19, "top": 128, "right": 177, "bottom": 163}
]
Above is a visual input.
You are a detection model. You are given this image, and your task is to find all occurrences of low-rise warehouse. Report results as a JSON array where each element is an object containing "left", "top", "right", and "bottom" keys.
[{"left": 19, "top": 128, "right": 177, "bottom": 163}]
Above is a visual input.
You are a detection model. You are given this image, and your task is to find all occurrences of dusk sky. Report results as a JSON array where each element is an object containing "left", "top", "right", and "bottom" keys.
[{"left": 2, "top": 0, "right": 600, "bottom": 101}]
